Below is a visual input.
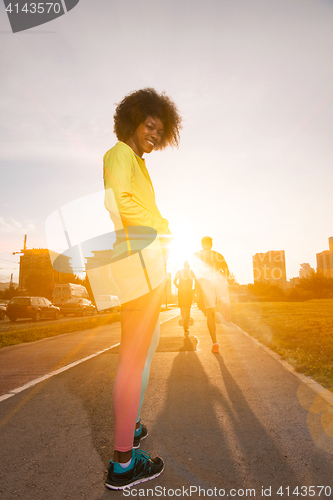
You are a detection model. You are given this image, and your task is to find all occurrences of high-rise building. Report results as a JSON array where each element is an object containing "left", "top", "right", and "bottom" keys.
[
  {"left": 253, "top": 250, "right": 287, "bottom": 289},
  {"left": 316, "top": 237, "right": 333, "bottom": 278},
  {"left": 85, "top": 250, "right": 113, "bottom": 278},
  {"left": 299, "top": 263, "right": 314, "bottom": 279},
  {"left": 19, "top": 248, "right": 72, "bottom": 291},
  {"left": 85, "top": 250, "right": 114, "bottom": 297}
]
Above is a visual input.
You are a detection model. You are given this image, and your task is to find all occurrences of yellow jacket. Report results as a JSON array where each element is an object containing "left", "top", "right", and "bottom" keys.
[{"left": 103, "top": 141, "right": 171, "bottom": 256}]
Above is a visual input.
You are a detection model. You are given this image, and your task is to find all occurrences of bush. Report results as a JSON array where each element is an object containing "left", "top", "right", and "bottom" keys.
[
  {"left": 247, "top": 281, "right": 286, "bottom": 302},
  {"left": 295, "top": 271, "right": 333, "bottom": 299}
]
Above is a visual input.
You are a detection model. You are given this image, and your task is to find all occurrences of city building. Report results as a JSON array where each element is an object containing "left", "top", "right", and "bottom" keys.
[
  {"left": 18, "top": 248, "right": 72, "bottom": 291},
  {"left": 289, "top": 262, "right": 315, "bottom": 289},
  {"left": 316, "top": 237, "right": 333, "bottom": 278},
  {"left": 85, "top": 250, "right": 113, "bottom": 279},
  {"left": 85, "top": 249, "right": 114, "bottom": 297},
  {"left": 253, "top": 250, "right": 287, "bottom": 289},
  {"left": 299, "top": 263, "right": 314, "bottom": 279}
]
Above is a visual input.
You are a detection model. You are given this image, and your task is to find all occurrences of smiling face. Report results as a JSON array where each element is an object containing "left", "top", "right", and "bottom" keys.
[{"left": 126, "top": 116, "right": 164, "bottom": 157}]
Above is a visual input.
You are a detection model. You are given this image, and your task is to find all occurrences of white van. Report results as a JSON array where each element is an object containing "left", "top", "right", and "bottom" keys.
[
  {"left": 96, "top": 295, "right": 120, "bottom": 312},
  {"left": 52, "top": 283, "right": 89, "bottom": 307}
]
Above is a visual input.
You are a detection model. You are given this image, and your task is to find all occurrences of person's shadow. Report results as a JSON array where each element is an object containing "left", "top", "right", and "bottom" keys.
[
  {"left": 97, "top": 333, "right": 333, "bottom": 499},
  {"left": 135, "top": 343, "right": 301, "bottom": 494}
]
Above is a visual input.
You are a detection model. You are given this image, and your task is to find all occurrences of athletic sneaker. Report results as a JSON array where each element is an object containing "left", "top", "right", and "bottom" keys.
[
  {"left": 211, "top": 343, "right": 219, "bottom": 353},
  {"left": 133, "top": 424, "right": 148, "bottom": 449},
  {"left": 105, "top": 449, "right": 164, "bottom": 490}
]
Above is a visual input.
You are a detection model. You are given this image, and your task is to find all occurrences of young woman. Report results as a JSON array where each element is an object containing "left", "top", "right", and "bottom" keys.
[{"left": 103, "top": 88, "right": 182, "bottom": 490}]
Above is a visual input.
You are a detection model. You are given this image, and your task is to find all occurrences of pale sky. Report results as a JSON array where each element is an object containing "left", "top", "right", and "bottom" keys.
[{"left": 1, "top": 0, "right": 333, "bottom": 284}]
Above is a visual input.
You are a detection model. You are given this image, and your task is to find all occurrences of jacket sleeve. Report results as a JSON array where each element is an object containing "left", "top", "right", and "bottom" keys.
[{"left": 104, "top": 146, "right": 170, "bottom": 236}]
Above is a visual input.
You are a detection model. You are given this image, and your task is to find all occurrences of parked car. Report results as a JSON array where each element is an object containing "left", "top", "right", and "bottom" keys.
[
  {"left": 0, "top": 301, "right": 8, "bottom": 320},
  {"left": 60, "top": 298, "right": 96, "bottom": 317},
  {"left": 96, "top": 295, "right": 120, "bottom": 313},
  {"left": 6, "top": 297, "right": 60, "bottom": 322}
]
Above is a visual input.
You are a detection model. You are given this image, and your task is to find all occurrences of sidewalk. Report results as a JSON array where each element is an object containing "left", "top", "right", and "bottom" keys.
[
  {"left": 102, "top": 308, "right": 333, "bottom": 498},
  {"left": 0, "top": 307, "right": 333, "bottom": 499},
  {"left": 0, "top": 308, "right": 178, "bottom": 398}
]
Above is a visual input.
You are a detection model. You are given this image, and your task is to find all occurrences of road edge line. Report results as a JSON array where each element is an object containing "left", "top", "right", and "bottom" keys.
[
  {"left": 0, "top": 343, "right": 120, "bottom": 403},
  {"left": 0, "top": 313, "right": 179, "bottom": 404},
  {"left": 233, "top": 323, "right": 333, "bottom": 407},
  {"left": 160, "top": 314, "right": 179, "bottom": 324}
]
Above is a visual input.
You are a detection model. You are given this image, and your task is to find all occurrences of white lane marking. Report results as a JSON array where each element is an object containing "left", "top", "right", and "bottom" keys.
[
  {"left": 160, "top": 313, "right": 179, "bottom": 324},
  {"left": 0, "top": 344, "right": 120, "bottom": 403},
  {"left": 0, "top": 314, "right": 179, "bottom": 403}
]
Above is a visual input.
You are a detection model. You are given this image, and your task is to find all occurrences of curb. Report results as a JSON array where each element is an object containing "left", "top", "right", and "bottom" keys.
[{"left": 233, "top": 323, "right": 333, "bottom": 408}]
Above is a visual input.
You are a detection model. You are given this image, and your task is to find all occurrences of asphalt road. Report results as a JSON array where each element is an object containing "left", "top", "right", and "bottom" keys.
[{"left": 0, "top": 308, "right": 333, "bottom": 500}]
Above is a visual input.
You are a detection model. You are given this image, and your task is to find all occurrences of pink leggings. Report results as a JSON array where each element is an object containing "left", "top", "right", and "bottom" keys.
[{"left": 113, "top": 282, "right": 164, "bottom": 452}]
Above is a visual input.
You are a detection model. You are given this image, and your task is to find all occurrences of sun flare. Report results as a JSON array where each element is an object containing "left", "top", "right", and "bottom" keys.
[{"left": 167, "top": 219, "right": 197, "bottom": 273}]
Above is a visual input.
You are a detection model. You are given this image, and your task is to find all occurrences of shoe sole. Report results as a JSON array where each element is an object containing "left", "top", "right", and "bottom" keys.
[
  {"left": 133, "top": 430, "right": 148, "bottom": 449},
  {"left": 105, "top": 463, "right": 164, "bottom": 490}
]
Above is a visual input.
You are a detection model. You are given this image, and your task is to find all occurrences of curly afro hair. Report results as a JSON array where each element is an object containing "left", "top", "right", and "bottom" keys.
[{"left": 114, "top": 88, "right": 182, "bottom": 149}]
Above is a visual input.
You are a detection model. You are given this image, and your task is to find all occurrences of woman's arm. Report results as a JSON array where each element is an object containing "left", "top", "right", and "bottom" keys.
[{"left": 104, "top": 146, "right": 170, "bottom": 235}]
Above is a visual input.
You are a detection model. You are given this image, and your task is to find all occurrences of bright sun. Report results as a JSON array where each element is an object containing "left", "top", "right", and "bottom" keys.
[{"left": 167, "top": 219, "right": 197, "bottom": 273}]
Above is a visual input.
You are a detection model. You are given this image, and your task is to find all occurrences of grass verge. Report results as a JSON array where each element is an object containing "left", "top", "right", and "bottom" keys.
[
  {"left": 0, "top": 313, "right": 120, "bottom": 349},
  {"left": 231, "top": 299, "right": 333, "bottom": 391}
]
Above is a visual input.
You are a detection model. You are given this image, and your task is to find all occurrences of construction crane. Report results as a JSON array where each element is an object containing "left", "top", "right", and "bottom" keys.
[{"left": 12, "top": 235, "right": 27, "bottom": 256}]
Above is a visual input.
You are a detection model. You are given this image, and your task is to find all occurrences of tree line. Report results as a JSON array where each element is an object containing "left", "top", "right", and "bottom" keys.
[{"left": 247, "top": 271, "right": 333, "bottom": 301}]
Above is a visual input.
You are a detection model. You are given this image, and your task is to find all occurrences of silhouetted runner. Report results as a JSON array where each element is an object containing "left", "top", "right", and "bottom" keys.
[
  {"left": 193, "top": 236, "right": 231, "bottom": 353},
  {"left": 173, "top": 261, "right": 195, "bottom": 335}
]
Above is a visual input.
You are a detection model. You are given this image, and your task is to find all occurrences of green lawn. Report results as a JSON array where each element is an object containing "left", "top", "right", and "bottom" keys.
[
  {"left": 231, "top": 299, "right": 333, "bottom": 391},
  {"left": 0, "top": 312, "right": 120, "bottom": 349}
]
